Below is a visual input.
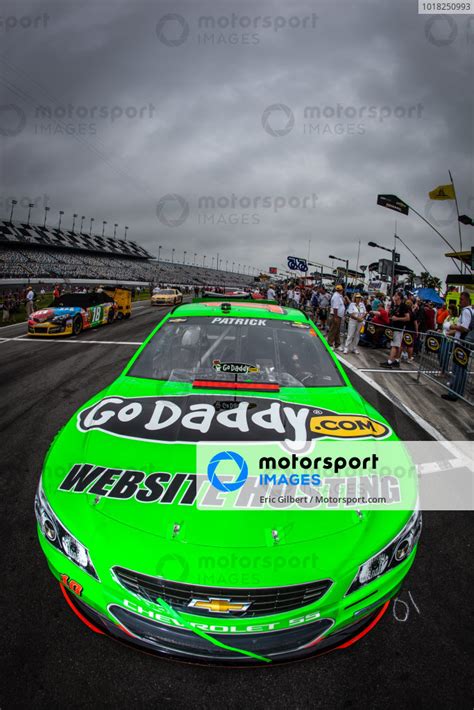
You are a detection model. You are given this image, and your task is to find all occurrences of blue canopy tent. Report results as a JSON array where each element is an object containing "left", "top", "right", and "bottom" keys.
[{"left": 412, "top": 287, "right": 444, "bottom": 305}]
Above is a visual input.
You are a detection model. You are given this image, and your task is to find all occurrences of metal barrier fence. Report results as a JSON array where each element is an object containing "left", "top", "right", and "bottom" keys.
[
  {"left": 304, "top": 304, "right": 473, "bottom": 405},
  {"left": 336, "top": 314, "right": 427, "bottom": 352},
  {"left": 416, "top": 330, "right": 473, "bottom": 406}
]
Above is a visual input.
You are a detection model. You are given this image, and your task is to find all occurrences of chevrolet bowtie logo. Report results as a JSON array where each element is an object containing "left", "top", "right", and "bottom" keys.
[{"left": 188, "top": 597, "right": 251, "bottom": 613}]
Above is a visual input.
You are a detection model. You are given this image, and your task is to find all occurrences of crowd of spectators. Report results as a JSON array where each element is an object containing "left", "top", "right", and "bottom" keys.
[
  {"left": 256, "top": 281, "right": 473, "bottom": 401},
  {"left": 0, "top": 246, "right": 253, "bottom": 287}
]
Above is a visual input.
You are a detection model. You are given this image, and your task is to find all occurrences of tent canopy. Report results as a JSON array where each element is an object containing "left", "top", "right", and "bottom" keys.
[{"left": 412, "top": 287, "right": 444, "bottom": 305}]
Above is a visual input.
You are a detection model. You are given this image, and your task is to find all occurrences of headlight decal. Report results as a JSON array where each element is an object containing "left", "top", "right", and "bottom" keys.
[
  {"left": 346, "top": 510, "right": 422, "bottom": 595},
  {"left": 35, "top": 481, "right": 99, "bottom": 580}
]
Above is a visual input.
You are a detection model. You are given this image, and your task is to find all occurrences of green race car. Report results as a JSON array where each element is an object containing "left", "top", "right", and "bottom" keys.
[{"left": 35, "top": 299, "right": 421, "bottom": 664}]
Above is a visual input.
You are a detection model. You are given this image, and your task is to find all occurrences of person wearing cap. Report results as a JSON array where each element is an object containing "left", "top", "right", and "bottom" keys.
[
  {"left": 328, "top": 284, "right": 345, "bottom": 350},
  {"left": 344, "top": 293, "right": 366, "bottom": 354}
]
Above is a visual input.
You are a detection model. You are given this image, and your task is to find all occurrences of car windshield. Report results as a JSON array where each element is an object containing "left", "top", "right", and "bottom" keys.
[
  {"left": 156, "top": 290, "right": 175, "bottom": 295},
  {"left": 128, "top": 316, "right": 344, "bottom": 388}
]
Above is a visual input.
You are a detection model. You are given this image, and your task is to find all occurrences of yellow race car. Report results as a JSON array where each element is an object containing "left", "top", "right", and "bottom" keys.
[{"left": 151, "top": 288, "right": 183, "bottom": 306}]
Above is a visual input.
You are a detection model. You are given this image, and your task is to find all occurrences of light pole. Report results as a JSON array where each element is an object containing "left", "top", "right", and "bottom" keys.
[
  {"left": 232, "top": 261, "right": 234, "bottom": 272},
  {"left": 212, "top": 256, "right": 215, "bottom": 269},
  {"left": 124, "top": 226, "right": 128, "bottom": 241},
  {"left": 158, "top": 245, "right": 162, "bottom": 262},
  {"left": 225, "top": 259, "right": 228, "bottom": 271},
  {"left": 203, "top": 255, "right": 206, "bottom": 267},
  {"left": 216, "top": 253, "right": 219, "bottom": 270},
  {"left": 171, "top": 248, "right": 175, "bottom": 263},
  {"left": 89, "top": 218, "right": 94, "bottom": 235},
  {"left": 368, "top": 241, "right": 398, "bottom": 297},
  {"left": 80, "top": 215, "right": 85, "bottom": 233},
  {"left": 113, "top": 223, "right": 118, "bottom": 239},
  {"left": 58, "top": 210, "right": 64, "bottom": 231},
  {"left": 238, "top": 263, "right": 241, "bottom": 272},
  {"left": 193, "top": 252, "right": 197, "bottom": 265},
  {"left": 27, "top": 203, "right": 34, "bottom": 226},
  {"left": 43, "top": 205, "right": 50, "bottom": 228},
  {"left": 102, "top": 220, "right": 107, "bottom": 237},
  {"left": 9, "top": 199, "right": 17, "bottom": 223},
  {"left": 328, "top": 254, "right": 349, "bottom": 288},
  {"left": 183, "top": 250, "right": 187, "bottom": 264},
  {"left": 72, "top": 213, "right": 78, "bottom": 233}
]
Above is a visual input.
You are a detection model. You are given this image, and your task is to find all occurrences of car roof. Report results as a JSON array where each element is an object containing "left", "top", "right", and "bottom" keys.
[{"left": 170, "top": 301, "right": 308, "bottom": 321}]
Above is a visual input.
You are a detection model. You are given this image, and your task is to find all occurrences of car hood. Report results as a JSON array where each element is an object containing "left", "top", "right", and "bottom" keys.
[
  {"left": 43, "top": 376, "right": 404, "bottom": 557},
  {"left": 30, "top": 307, "right": 81, "bottom": 322}
]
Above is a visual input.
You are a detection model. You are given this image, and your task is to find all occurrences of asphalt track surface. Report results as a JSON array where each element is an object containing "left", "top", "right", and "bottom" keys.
[{"left": 0, "top": 303, "right": 472, "bottom": 709}]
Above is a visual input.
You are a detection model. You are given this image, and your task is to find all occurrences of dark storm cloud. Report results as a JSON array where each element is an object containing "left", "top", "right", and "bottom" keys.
[{"left": 0, "top": 0, "right": 472, "bottom": 277}]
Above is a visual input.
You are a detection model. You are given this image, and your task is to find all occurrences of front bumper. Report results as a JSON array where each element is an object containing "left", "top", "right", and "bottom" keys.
[
  {"left": 41, "top": 528, "right": 413, "bottom": 664},
  {"left": 28, "top": 322, "right": 73, "bottom": 336},
  {"left": 60, "top": 583, "right": 392, "bottom": 664}
]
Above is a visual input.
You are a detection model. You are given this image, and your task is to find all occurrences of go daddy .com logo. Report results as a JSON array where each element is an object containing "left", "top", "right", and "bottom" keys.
[{"left": 77, "top": 394, "right": 392, "bottom": 444}]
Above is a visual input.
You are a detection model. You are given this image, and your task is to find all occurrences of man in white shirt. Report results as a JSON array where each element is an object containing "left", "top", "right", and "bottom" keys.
[
  {"left": 267, "top": 285, "right": 276, "bottom": 301},
  {"left": 344, "top": 293, "right": 366, "bottom": 354},
  {"left": 327, "top": 285, "right": 345, "bottom": 349},
  {"left": 446, "top": 291, "right": 473, "bottom": 341},
  {"left": 25, "top": 287, "right": 35, "bottom": 317}
]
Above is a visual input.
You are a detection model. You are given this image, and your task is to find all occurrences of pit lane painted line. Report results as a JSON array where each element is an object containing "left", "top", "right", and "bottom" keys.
[
  {"left": 359, "top": 368, "right": 419, "bottom": 374},
  {"left": 336, "top": 352, "right": 446, "bottom": 442},
  {"left": 2, "top": 337, "right": 142, "bottom": 345}
]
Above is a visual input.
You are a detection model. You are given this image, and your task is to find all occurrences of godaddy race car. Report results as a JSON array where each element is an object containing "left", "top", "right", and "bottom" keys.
[
  {"left": 28, "top": 292, "right": 117, "bottom": 336},
  {"left": 35, "top": 299, "right": 421, "bottom": 663}
]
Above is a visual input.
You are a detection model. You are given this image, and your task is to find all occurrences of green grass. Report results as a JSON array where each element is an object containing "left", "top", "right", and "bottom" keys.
[{"left": 0, "top": 289, "right": 152, "bottom": 328}]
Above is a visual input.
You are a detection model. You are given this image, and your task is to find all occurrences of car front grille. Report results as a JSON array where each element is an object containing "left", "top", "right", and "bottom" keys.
[
  {"left": 113, "top": 566, "right": 332, "bottom": 618},
  {"left": 109, "top": 603, "right": 334, "bottom": 659}
]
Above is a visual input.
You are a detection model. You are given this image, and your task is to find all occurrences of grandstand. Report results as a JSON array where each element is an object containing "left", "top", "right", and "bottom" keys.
[{"left": 0, "top": 221, "right": 254, "bottom": 288}]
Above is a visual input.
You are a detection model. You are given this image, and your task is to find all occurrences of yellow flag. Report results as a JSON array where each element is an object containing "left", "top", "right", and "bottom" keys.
[{"left": 429, "top": 184, "right": 455, "bottom": 200}]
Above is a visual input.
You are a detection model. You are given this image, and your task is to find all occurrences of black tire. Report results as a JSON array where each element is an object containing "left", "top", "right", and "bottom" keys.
[
  {"left": 125, "top": 313, "right": 131, "bottom": 319},
  {"left": 107, "top": 307, "right": 115, "bottom": 324},
  {"left": 72, "top": 315, "right": 83, "bottom": 336},
  {"left": 116, "top": 311, "right": 124, "bottom": 320}
]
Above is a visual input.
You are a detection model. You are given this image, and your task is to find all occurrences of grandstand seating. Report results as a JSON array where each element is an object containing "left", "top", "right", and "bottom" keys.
[
  {"left": 0, "top": 221, "right": 151, "bottom": 258},
  {"left": 0, "top": 221, "right": 253, "bottom": 287}
]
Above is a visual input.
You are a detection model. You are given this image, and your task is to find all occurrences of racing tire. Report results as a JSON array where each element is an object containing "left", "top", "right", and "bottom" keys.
[
  {"left": 72, "top": 315, "right": 83, "bottom": 336},
  {"left": 116, "top": 312, "right": 124, "bottom": 320},
  {"left": 107, "top": 308, "right": 115, "bottom": 324},
  {"left": 125, "top": 313, "right": 131, "bottom": 319}
]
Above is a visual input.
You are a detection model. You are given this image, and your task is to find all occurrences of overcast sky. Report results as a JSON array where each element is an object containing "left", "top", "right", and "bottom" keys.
[{"left": 0, "top": 0, "right": 472, "bottom": 279}]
